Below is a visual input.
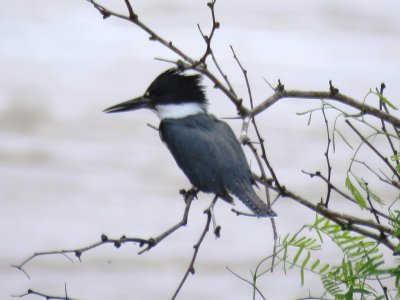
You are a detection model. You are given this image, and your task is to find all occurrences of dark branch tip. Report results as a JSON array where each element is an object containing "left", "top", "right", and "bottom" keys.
[
  {"left": 129, "top": 13, "right": 138, "bottom": 21},
  {"left": 329, "top": 80, "right": 339, "bottom": 95},
  {"left": 190, "top": 267, "right": 195, "bottom": 274},
  {"left": 214, "top": 226, "right": 221, "bottom": 238},
  {"left": 380, "top": 82, "right": 386, "bottom": 94},
  {"left": 101, "top": 234, "right": 108, "bottom": 242},
  {"left": 101, "top": 10, "right": 111, "bottom": 19},
  {"left": 276, "top": 79, "right": 284, "bottom": 92},
  {"left": 74, "top": 250, "right": 82, "bottom": 258}
]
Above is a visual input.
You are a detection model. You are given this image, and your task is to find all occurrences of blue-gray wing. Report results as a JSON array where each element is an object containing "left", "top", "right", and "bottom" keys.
[
  {"left": 160, "top": 114, "right": 275, "bottom": 216},
  {"left": 159, "top": 114, "right": 253, "bottom": 196}
]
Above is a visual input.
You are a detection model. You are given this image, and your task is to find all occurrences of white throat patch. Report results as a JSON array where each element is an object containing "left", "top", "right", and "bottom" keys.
[{"left": 155, "top": 103, "right": 206, "bottom": 119}]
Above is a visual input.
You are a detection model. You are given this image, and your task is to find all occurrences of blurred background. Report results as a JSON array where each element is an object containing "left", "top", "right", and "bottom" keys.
[{"left": 1, "top": 0, "right": 400, "bottom": 299}]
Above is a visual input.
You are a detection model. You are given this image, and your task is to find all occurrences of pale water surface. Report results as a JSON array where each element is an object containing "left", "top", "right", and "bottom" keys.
[{"left": 1, "top": 0, "right": 400, "bottom": 299}]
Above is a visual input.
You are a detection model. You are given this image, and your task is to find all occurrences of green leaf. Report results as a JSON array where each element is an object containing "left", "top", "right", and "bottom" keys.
[
  {"left": 300, "top": 267, "right": 305, "bottom": 286},
  {"left": 320, "top": 263, "right": 330, "bottom": 274},
  {"left": 345, "top": 176, "right": 367, "bottom": 208},
  {"left": 374, "top": 91, "right": 398, "bottom": 110},
  {"left": 311, "top": 259, "right": 320, "bottom": 271},
  {"left": 293, "top": 247, "right": 304, "bottom": 266},
  {"left": 302, "top": 250, "right": 311, "bottom": 269}
]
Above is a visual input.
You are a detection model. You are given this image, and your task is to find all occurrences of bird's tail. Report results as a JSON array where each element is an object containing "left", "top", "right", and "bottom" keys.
[{"left": 230, "top": 183, "right": 277, "bottom": 218}]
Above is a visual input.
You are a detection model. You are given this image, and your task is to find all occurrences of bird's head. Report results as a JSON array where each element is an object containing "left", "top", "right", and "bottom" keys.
[{"left": 104, "top": 69, "right": 208, "bottom": 119}]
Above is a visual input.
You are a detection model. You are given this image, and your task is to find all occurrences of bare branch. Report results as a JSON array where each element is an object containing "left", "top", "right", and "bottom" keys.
[
  {"left": 171, "top": 198, "right": 216, "bottom": 299},
  {"left": 302, "top": 170, "right": 392, "bottom": 222},
  {"left": 321, "top": 107, "right": 333, "bottom": 207},
  {"left": 251, "top": 87, "right": 400, "bottom": 129},
  {"left": 139, "top": 188, "right": 198, "bottom": 254},
  {"left": 346, "top": 120, "right": 400, "bottom": 181},
  {"left": 226, "top": 267, "right": 266, "bottom": 300},
  {"left": 272, "top": 186, "right": 398, "bottom": 253},
  {"left": 13, "top": 189, "right": 198, "bottom": 276},
  {"left": 12, "top": 287, "right": 75, "bottom": 300}
]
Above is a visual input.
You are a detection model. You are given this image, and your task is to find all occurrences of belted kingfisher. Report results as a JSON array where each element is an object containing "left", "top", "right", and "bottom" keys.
[{"left": 104, "top": 68, "right": 276, "bottom": 217}]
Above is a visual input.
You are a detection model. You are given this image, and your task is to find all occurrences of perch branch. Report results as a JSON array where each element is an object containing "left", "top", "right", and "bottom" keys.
[
  {"left": 171, "top": 198, "right": 217, "bottom": 299},
  {"left": 12, "top": 189, "right": 197, "bottom": 276},
  {"left": 251, "top": 87, "right": 400, "bottom": 129}
]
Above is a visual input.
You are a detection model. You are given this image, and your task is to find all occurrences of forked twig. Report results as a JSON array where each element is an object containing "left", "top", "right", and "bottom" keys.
[
  {"left": 171, "top": 196, "right": 218, "bottom": 299},
  {"left": 139, "top": 188, "right": 198, "bottom": 254},
  {"left": 12, "top": 284, "right": 74, "bottom": 300},
  {"left": 12, "top": 189, "right": 198, "bottom": 276}
]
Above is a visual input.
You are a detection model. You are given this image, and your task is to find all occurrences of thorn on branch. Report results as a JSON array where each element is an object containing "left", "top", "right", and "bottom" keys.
[
  {"left": 74, "top": 250, "right": 82, "bottom": 260},
  {"left": 102, "top": 12, "right": 111, "bottom": 19},
  {"left": 214, "top": 225, "right": 221, "bottom": 237},
  {"left": 329, "top": 80, "right": 339, "bottom": 96},
  {"left": 176, "top": 60, "right": 186, "bottom": 70},
  {"left": 94, "top": 6, "right": 111, "bottom": 19},
  {"left": 101, "top": 234, "right": 108, "bottom": 242},
  {"left": 380, "top": 82, "right": 386, "bottom": 94},
  {"left": 276, "top": 79, "right": 284, "bottom": 92}
]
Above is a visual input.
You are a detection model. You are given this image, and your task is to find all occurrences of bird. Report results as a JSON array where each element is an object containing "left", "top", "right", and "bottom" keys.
[{"left": 104, "top": 68, "right": 276, "bottom": 217}]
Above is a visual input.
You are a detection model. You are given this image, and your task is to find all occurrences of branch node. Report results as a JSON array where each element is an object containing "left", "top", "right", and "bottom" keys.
[
  {"left": 329, "top": 80, "right": 339, "bottom": 96},
  {"left": 380, "top": 82, "right": 386, "bottom": 94},
  {"left": 214, "top": 225, "right": 221, "bottom": 238},
  {"left": 101, "top": 234, "right": 108, "bottom": 242},
  {"left": 276, "top": 79, "right": 284, "bottom": 92}
]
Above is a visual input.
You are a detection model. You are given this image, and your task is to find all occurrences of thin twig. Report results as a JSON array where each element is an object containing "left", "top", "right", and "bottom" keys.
[
  {"left": 378, "top": 84, "right": 399, "bottom": 167},
  {"left": 13, "top": 189, "right": 198, "bottom": 276},
  {"left": 251, "top": 88, "right": 400, "bottom": 129},
  {"left": 12, "top": 287, "right": 75, "bottom": 300},
  {"left": 226, "top": 267, "right": 266, "bottom": 300},
  {"left": 363, "top": 179, "right": 381, "bottom": 225},
  {"left": 301, "top": 170, "right": 392, "bottom": 222},
  {"left": 272, "top": 187, "right": 398, "bottom": 253},
  {"left": 196, "top": 0, "right": 219, "bottom": 65},
  {"left": 139, "top": 188, "right": 198, "bottom": 254},
  {"left": 321, "top": 107, "right": 333, "bottom": 207},
  {"left": 171, "top": 200, "right": 215, "bottom": 299},
  {"left": 346, "top": 120, "right": 400, "bottom": 181}
]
